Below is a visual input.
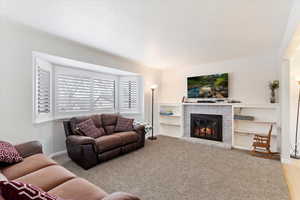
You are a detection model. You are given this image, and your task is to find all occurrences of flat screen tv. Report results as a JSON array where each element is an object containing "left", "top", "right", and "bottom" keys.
[{"left": 187, "top": 73, "right": 229, "bottom": 99}]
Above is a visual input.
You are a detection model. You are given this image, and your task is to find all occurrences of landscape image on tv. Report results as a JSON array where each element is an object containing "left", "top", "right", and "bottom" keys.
[{"left": 187, "top": 73, "right": 229, "bottom": 98}]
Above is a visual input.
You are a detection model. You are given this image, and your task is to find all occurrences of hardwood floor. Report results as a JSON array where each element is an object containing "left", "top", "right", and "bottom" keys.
[{"left": 283, "top": 159, "right": 300, "bottom": 200}]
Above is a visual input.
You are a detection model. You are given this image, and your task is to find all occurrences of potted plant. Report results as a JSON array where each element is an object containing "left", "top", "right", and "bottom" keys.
[{"left": 269, "top": 80, "right": 279, "bottom": 103}]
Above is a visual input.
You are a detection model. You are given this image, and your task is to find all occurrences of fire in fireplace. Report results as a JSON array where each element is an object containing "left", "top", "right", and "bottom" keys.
[{"left": 191, "top": 114, "right": 222, "bottom": 142}]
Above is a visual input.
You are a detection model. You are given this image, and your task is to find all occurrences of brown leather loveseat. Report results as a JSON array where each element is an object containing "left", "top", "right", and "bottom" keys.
[{"left": 63, "top": 114, "right": 146, "bottom": 169}]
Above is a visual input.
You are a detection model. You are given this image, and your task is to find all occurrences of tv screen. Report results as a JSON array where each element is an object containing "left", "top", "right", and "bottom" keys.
[{"left": 187, "top": 73, "right": 229, "bottom": 99}]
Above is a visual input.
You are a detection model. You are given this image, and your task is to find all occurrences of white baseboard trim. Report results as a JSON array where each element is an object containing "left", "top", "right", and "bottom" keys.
[{"left": 49, "top": 150, "right": 67, "bottom": 159}]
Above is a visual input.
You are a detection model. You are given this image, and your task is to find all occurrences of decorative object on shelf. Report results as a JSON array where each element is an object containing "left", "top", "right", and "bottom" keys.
[
  {"left": 197, "top": 100, "right": 216, "bottom": 103},
  {"left": 291, "top": 79, "right": 300, "bottom": 159},
  {"left": 133, "top": 121, "right": 152, "bottom": 135},
  {"left": 182, "top": 96, "right": 186, "bottom": 103},
  {"left": 160, "top": 112, "right": 174, "bottom": 116},
  {"left": 149, "top": 84, "right": 158, "bottom": 140},
  {"left": 269, "top": 80, "right": 279, "bottom": 103},
  {"left": 227, "top": 99, "right": 242, "bottom": 103},
  {"left": 234, "top": 115, "right": 255, "bottom": 121},
  {"left": 216, "top": 99, "right": 225, "bottom": 102}
]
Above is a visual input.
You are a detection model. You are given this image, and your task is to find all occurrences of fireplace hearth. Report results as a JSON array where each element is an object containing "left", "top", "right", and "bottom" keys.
[{"left": 191, "top": 114, "right": 223, "bottom": 142}]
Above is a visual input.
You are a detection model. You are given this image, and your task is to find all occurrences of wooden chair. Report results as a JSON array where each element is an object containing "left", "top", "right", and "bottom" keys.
[{"left": 251, "top": 124, "right": 273, "bottom": 157}]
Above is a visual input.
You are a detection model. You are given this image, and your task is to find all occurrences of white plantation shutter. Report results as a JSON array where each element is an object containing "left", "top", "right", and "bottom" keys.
[
  {"left": 37, "top": 67, "right": 51, "bottom": 113},
  {"left": 34, "top": 58, "right": 53, "bottom": 123},
  {"left": 55, "top": 73, "right": 92, "bottom": 113},
  {"left": 119, "top": 76, "right": 140, "bottom": 113},
  {"left": 55, "top": 66, "right": 117, "bottom": 117},
  {"left": 93, "top": 78, "right": 115, "bottom": 111}
]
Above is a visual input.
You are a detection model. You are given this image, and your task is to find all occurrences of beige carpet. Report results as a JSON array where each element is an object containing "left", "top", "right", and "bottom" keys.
[{"left": 53, "top": 136, "right": 289, "bottom": 200}]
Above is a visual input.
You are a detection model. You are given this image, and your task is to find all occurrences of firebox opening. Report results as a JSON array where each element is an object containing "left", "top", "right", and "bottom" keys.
[{"left": 191, "top": 114, "right": 223, "bottom": 142}]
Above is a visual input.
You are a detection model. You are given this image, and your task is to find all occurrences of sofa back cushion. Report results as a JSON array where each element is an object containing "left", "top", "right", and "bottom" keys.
[
  {"left": 104, "top": 125, "right": 115, "bottom": 135},
  {"left": 101, "top": 114, "right": 119, "bottom": 135},
  {"left": 90, "top": 115, "right": 103, "bottom": 128},
  {"left": 115, "top": 117, "right": 134, "bottom": 132},
  {"left": 77, "top": 119, "right": 105, "bottom": 138},
  {"left": 102, "top": 114, "right": 118, "bottom": 126},
  {"left": 0, "top": 141, "right": 23, "bottom": 164}
]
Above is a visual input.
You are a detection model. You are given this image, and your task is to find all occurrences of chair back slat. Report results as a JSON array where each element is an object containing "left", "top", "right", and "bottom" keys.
[{"left": 267, "top": 124, "right": 273, "bottom": 144}]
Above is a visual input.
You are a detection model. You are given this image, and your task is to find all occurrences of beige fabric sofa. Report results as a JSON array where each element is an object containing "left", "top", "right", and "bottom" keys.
[{"left": 0, "top": 141, "right": 140, "bottom": 200}]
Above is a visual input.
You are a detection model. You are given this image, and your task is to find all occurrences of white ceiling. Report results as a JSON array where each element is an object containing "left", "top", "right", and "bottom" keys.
[{"left": 2, "top": 0, "right": 293, "bottom": 68}]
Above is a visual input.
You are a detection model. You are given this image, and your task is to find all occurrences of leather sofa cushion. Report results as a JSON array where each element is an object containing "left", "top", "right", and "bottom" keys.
[
  {"left": 102, "top": 114, "right": 118, "bottom": 126},
  {"left": 104, "top": 125, "right": 115, "bottom": 135},
  {"left": 49, "top": 178, "right": 108, "bottom": 200},
  {"left": 15, "top": 165, "right": 76, "bottom": 192},
  {"left": 115, "top": 117, "right": 134, "bottom": 132},
  {"left": 77, "top": 119, "right": 105, "bottom": 138},
  {"left": 2, "top": 154, "right": 57, "bottom": 180},
  {"left": 114, "top": 132, "right": 139, "bottom": 145},
  {"left": 95, "top": 135, "right": 122, "bottom": 153},
  {"left": 90, "top": 115, "right": 103, "bottom": 128}
]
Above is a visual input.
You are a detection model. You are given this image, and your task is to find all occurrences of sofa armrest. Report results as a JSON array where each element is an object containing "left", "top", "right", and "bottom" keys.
[
  {"left": 134, "top": 125, "right": 145, "bottom": 135},
  {"left": 133, "top": 125, "right": 146, "bottom": 148},
  {"left": 66, "top": 135, "right": 96, "bottom": 145},
  {"left": 66, "top": 135, "right": 98, "bottom": 169},
  {"left": 102, "top": 192, "right": 140, "bottom": 200},
  {"left": 14, "top": 141, "right": 43, "bottom": 158}
]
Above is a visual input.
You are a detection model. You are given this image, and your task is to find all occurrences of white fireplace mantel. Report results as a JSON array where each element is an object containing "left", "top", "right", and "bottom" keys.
[
  {"left": 159, "top": 102, "right": 280, "bottom": 151},
  {"left": 179, "top": 102, "right": 280, "bottom": 150}
]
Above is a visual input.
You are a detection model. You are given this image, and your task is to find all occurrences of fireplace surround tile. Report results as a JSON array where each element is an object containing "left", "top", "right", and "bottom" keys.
[{"left": 183, "top": 104, "right": 233, "bottom": 148}]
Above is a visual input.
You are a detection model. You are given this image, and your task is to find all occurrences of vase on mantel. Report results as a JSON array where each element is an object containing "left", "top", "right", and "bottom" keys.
[
  {"left": 270, "top": 89, "right": 276, "bottom": 103},
  {"left": 269, "top": 80, "right": 279, "bottom": 104}
]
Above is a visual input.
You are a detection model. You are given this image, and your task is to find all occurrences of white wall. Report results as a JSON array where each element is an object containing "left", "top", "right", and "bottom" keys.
[
  {"left": 0, "top": 18, "right": 161, "bottom": 155},
  {"left": 289, "top": 52, "right": 300, "bottom": 151},
  {"left": 280, "top": 59, "right": 291, "bottom": 163},
  {"left": 160, "top": 52, "right": 280, "bottom": 104}
]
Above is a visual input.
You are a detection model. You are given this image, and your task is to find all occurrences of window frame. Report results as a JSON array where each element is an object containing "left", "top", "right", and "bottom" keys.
[{"left": 32, "top": 53, "right": 144, "bottom": 124}]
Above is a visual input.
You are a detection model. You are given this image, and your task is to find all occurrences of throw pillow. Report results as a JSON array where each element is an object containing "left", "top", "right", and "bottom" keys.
[
  {"left": 115, "top": 117, "right": 134, "bottom": 132},
  {"left": 0, "top": 141, "right": 23, "bottom": 164},
  {"left": 77, "top": 119, "right": 105, "bottom": 138},
  {"left": 0, "top": 181, "right": 63, "bottom": 200}
]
